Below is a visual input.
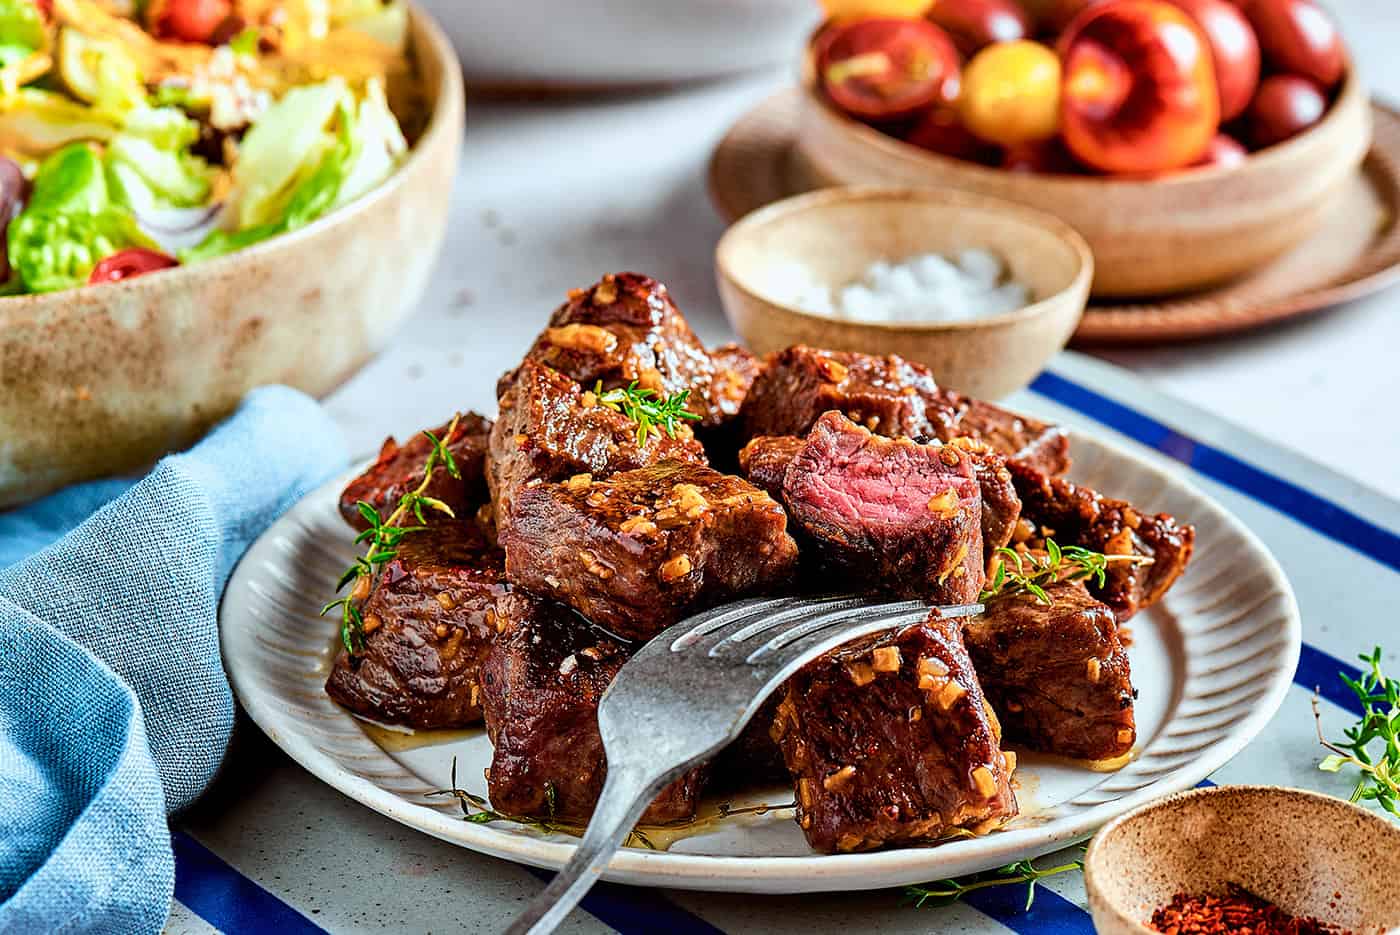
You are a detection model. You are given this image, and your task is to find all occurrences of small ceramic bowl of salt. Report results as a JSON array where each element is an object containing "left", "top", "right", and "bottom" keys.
[{"left": 715, "top": 186, "right": 1092, "bottom": 400}]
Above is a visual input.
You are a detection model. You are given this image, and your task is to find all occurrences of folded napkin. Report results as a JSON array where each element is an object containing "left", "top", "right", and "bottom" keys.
[{"left": 0, "top": 386, "right": 348, "bottom": 935}]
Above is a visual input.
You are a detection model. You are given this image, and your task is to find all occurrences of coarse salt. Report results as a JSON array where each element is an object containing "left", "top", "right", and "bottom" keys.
[{"left": 769, "top": 249, "right": 1029, "bottom": 324}]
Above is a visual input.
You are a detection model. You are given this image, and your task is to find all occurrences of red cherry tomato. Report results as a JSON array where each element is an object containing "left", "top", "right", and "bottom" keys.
[
  {"left": 1058, "top": 0, "right": 1221, "bottom": 174},
  {"left": 1247, "top": 73, "right": 1326, "bottom": 148},
  {"left": 147, "top": 0, "right": 234, "bottom": 45},
  {"left": 32, "top": 0, "right": 51, "bottom": 18},
  {"left": 89, "top": 248, "right": 180, "bottom": 285},
  {"left": 1193, "top": 132, "right": 1249, "bottom": 167},
  {"left": 816, "top": 17, "right": 961, "bottom": 121},
  {"left": 925, "top": 0, "right": 1032, "bottom": 57},
  {"left": 1242, "top": 0, "right": 1344, "bottom": 89},
  {"left": 1161, "top": 0, "right": 1260, "bottom": 121}
]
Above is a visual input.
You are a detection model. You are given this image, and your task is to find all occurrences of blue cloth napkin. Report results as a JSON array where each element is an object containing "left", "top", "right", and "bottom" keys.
[{"left": 0, "top": 386, "right": 348, "bottom": 935}]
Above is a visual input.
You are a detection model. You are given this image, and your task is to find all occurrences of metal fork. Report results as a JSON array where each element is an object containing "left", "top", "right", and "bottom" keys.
[{"left": 504, "top": 595, "right": 983, "bottom": 935}]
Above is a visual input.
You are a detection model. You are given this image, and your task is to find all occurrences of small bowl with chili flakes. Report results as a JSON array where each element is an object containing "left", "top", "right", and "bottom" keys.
[{"left": 1084, "top": 785, "right": 1400, "bottom": 935}]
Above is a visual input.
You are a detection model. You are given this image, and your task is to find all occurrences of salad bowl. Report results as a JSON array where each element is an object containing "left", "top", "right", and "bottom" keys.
[{"left": 0, "top": 3, "right": 463, "bottom": 507}]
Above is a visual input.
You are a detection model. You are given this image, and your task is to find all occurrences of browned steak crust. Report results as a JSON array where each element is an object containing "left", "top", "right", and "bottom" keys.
[
  {"left": 498, "top": 273, "right": 755, "bottom": 429},
  {"left": 338, "top": 413, "right": 493, "bottom": 530},
  {"left": 964, "top": 581, "right": 1136, "bottom": 761},
  {"left": 772, "top": 613, "right": 1017, "bottom": 853},
  {"left": 736, "top": 435, "right": 805, "bottom": 500},
  {"left": 1008, "top": 460, "right": 1195, "bottom": 621},
  {"left": 488, "top": 360, "right": 707, "bottom": 536},
  {"left": 479, "top": 593, "right": 706, "bottom": 823},
  {"left": 502, "top": 461, "right": 799, "bottom": 641},
  {"left": 324, "top": 522, "right": 505, "bottom": 729},
  {"left": 781, "top": 413, "right": 984, "bottom": 604},
  {"left": 738, "top": 346, "right": 1069, "bottom": 475}
]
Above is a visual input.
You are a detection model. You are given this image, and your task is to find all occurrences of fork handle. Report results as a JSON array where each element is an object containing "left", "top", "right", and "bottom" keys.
[{"left": 504, "top": 764, "right": 664, "bottom": 935}]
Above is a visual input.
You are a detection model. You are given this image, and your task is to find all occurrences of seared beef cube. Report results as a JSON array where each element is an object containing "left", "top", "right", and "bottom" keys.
[
  {"left": 782, "top": 413, "right": 984, "bottom": 604},
  {"left": 741, "top": 346, "right": 941, "bottom": 440},
  {"left": 500, "top": 273, "right": 753, "bottom": 429},
  {"left": 772, "top": 614, "right": 1017, "bottom": 853},
  {"left": 325, "top": 522, "right": 505, "bottom": 729},
  {"left": 743, "top": 430, "right": 1020, "bottom": 569},
  {"left": 339, "top": 413, "right": 493, "bottom": 530},
  {"left": 737, "top": 435, "right": 805, "bottom": 500},
  {"left": 1008, "top": 459, "right": 1195, "bottom": 621},
  {"left": 740, "top": 346, "right": 1069, "bottom": 475},
  {"left": 488, "top": 360, "right": 707, "bottom": 534},
  {"left": 947, "top": 437, "right": 1022, "bottom": 561},
  {"left": 964, "top": 581, "right": 1136, "bottom": 761},
  {"left": 502, "top": 461, "right": 799, "bottom": 641},
  {"left": 935, "top": 395, "right": 1070, "bottom": 477},
  {"left": 479, "top": 593, "right": 706, "bottom": 823}
]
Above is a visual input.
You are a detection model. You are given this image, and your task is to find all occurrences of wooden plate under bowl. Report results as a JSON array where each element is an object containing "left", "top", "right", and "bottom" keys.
[{"left": 709, "top": 90, "right": 1400, "bottom": 346}]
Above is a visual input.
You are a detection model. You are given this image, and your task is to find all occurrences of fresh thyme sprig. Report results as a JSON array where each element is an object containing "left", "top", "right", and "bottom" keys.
[
  {"left": 980, "top": 540, "right": 1153, "bottom": 606},
  {"left": 322, "top": 415, "right": 463, "bottom": 654},
  {"left": 1314, "top": 647, "right": 1400, "bottom": 817},
  {"left": 904, "top": 851, "right": 1086, "bottom": 912},
  {"left": 594, "top": 380, "right": 701, "bottom": 447}
]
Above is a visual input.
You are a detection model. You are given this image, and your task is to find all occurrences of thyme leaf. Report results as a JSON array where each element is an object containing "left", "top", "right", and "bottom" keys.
[
  {"left": 904, "top": 851, "right": 1086, "bottom": 912},
  {"left": 979, "top": 540, "right": 1153, "bottom": 606},
  {"left": 322, "top": 413, "right": 463, "bottom": 654},
  {"left": 594, "top": 380, "right": 701, "bottom": 447},
  {"left": 1314, "top": 647, "right": 1400, "bottom": 817}
]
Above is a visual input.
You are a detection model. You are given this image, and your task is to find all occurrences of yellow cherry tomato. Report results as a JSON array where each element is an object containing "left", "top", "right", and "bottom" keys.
[
  {"left": 957, "top": 40, "right": 1062, "bottom": 146},
  {"left": 821, "top": 0, "right": 933, "bottom": 18}
]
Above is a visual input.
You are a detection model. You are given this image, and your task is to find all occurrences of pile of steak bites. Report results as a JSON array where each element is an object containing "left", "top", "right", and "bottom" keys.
[{"left": 324, "top": 273, "right": 1196, "bottom": 854}]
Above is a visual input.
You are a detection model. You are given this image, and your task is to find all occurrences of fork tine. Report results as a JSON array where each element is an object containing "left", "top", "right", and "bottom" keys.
[
  {"left": 667, "top": 596, "right": 797, "bottom": 652},
  {"left": 741, "top": 598, "right": 927, "bottom": 664},
  {"left": 705, "top": 596, "right": 867, "bottom": 658}
]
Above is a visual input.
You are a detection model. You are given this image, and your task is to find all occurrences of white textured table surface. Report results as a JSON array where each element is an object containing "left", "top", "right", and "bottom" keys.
[{"left": 323, "top": 0, "right": 1400, "bottom": 493}]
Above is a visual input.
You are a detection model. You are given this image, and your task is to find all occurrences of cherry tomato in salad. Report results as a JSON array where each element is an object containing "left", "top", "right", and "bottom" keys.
[
  {"left": 88, "top": 248, "right": 179, "bottom": 285},
  {"left": 32, "top": 0, "right": 52, "bottom": 19},
  {"left": 146, "top": 0, "right": 234, "bottom": 45},
  {"left": 958, "top": 40, "right": 1062, "bottom": 146},
  {"left": 816, "top": 17, "right": 960, "bottom": 121}
]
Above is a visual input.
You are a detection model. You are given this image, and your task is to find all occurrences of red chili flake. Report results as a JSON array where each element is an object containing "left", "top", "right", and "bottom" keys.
[{"left": 1148, "top": 885, "right": 1350, "bottom": 935}]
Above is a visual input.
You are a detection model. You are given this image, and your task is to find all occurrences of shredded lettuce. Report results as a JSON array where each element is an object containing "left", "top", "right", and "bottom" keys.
[
  {"left": 9, "top": 143, "right": 156, "bottom": 292},
  {"left": 106, "top": 134, "right": 214, "bottom": 209},
  {"left": 333, "top": 77, "right": 405, "bottom": 210},
  {"left": 229, "top": 78, "right": 347, "bottom": 229}
]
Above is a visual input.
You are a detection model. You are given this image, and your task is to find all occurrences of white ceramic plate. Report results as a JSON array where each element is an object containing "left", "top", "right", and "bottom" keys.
[{"left": 220, "top": 430, "right": 1300, "bottom": 893}]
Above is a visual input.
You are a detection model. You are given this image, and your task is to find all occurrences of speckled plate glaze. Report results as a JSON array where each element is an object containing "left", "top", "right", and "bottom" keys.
[{"left": 220, "top": 431, "right": 1301, "bottom": 893}]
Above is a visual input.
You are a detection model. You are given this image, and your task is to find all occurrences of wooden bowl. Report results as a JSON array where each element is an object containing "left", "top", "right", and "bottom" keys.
[
  {"left": 714, "top": 186, "right": 1092, "bottom": 400},
  {"left": 1084, "top": 785, "right": 1400, "bottom": 935},
  {"left": 796, "top": 55, "right": 1372, "bottom": 298},
  {"left": 0, "top": 5, "right": 464, "bottom": 508}
]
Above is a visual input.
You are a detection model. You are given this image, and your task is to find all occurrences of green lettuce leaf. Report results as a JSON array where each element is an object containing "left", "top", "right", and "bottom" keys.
[
  {"left": 231, "top": 79, "right": 348, "bottom": 229},
  {"left": 105, "top": 134, "right": 214, "bottom": 209},
  {"left": 9, "top": 142, "right": 156, "bottom": 292},
  {"left": 0, "top": 0, "right": 46, "bottom": 55}
]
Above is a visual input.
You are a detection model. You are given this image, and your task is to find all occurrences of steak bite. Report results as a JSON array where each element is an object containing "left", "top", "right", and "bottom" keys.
[
  {"left": 737, "top": 435, "right": 805, "bottom": 500},
  {"left": 772, "top": 613, "right": 1018, "bottom": 853},
  {"left": 500, "top": 273, "right": 755, "bottom": 429},
  {"left": 741, "top": 346, "right": 942, "bottom": 440},
  {"left": 1008, "top": 459, "right": 1195, "bottom": 621},
  {"left": 502, "top": 461, "right": 799, "bottom": 641},
  {"left": 742, "top": 429, "right": 1021, "bottom": 569},
  {"left": 479, "top": 593, "right": 706, "bottom": 823},
  {"left": 324, "top": 522, "right": 505, "bottom": 730},
  {"left": 781, "top": 412, "right": 984, "bottom": 604},
  {"left": 338, "top": 413, "right": 493, "bottom": 530},
  {"left": 964, "top": 581, "right": 1136, "bottom": 762},
  {"left": 738, "top": 345, "right": 1069, "bottom": 475},
  {"left": 488, "top": 360, "right": 707, "bottom": 535}
]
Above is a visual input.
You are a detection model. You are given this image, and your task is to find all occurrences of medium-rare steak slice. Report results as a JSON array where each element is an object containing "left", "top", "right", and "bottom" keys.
[
  {"left": 1008, "top": 459, "right": 1195, "bottom": 621},
  {"left": 741, "top": 429, "right": 1021, "bottom": 569},
  {"left": 502, "top": 461, "right": 799, "bottom": 641},
  {"left": 338, "top": 413, "right": 493, "bottom": 530},
  {"left": 964, "top": 581, "right": 1136, "bottom": 762},
  {"left": 739, "top": 346, "right": 1069, "bottom": 475},
  {"left": 781, "top": 413, "right": 984, "bottom": 604},
  {"left": 772, "top": 613, "right": 1018, "bottom": 853},
  {"left": 488, "top": 360, "right": 707, "bottom": 535},
  {"left": 499, "top": 273, "right": 756, "bottom": 429},
  {"left": 479, "top": 593, "right": 706, "bottom": 823},
  {"left": 324, "top": 522, "right": 505, "bottom": 729}
]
